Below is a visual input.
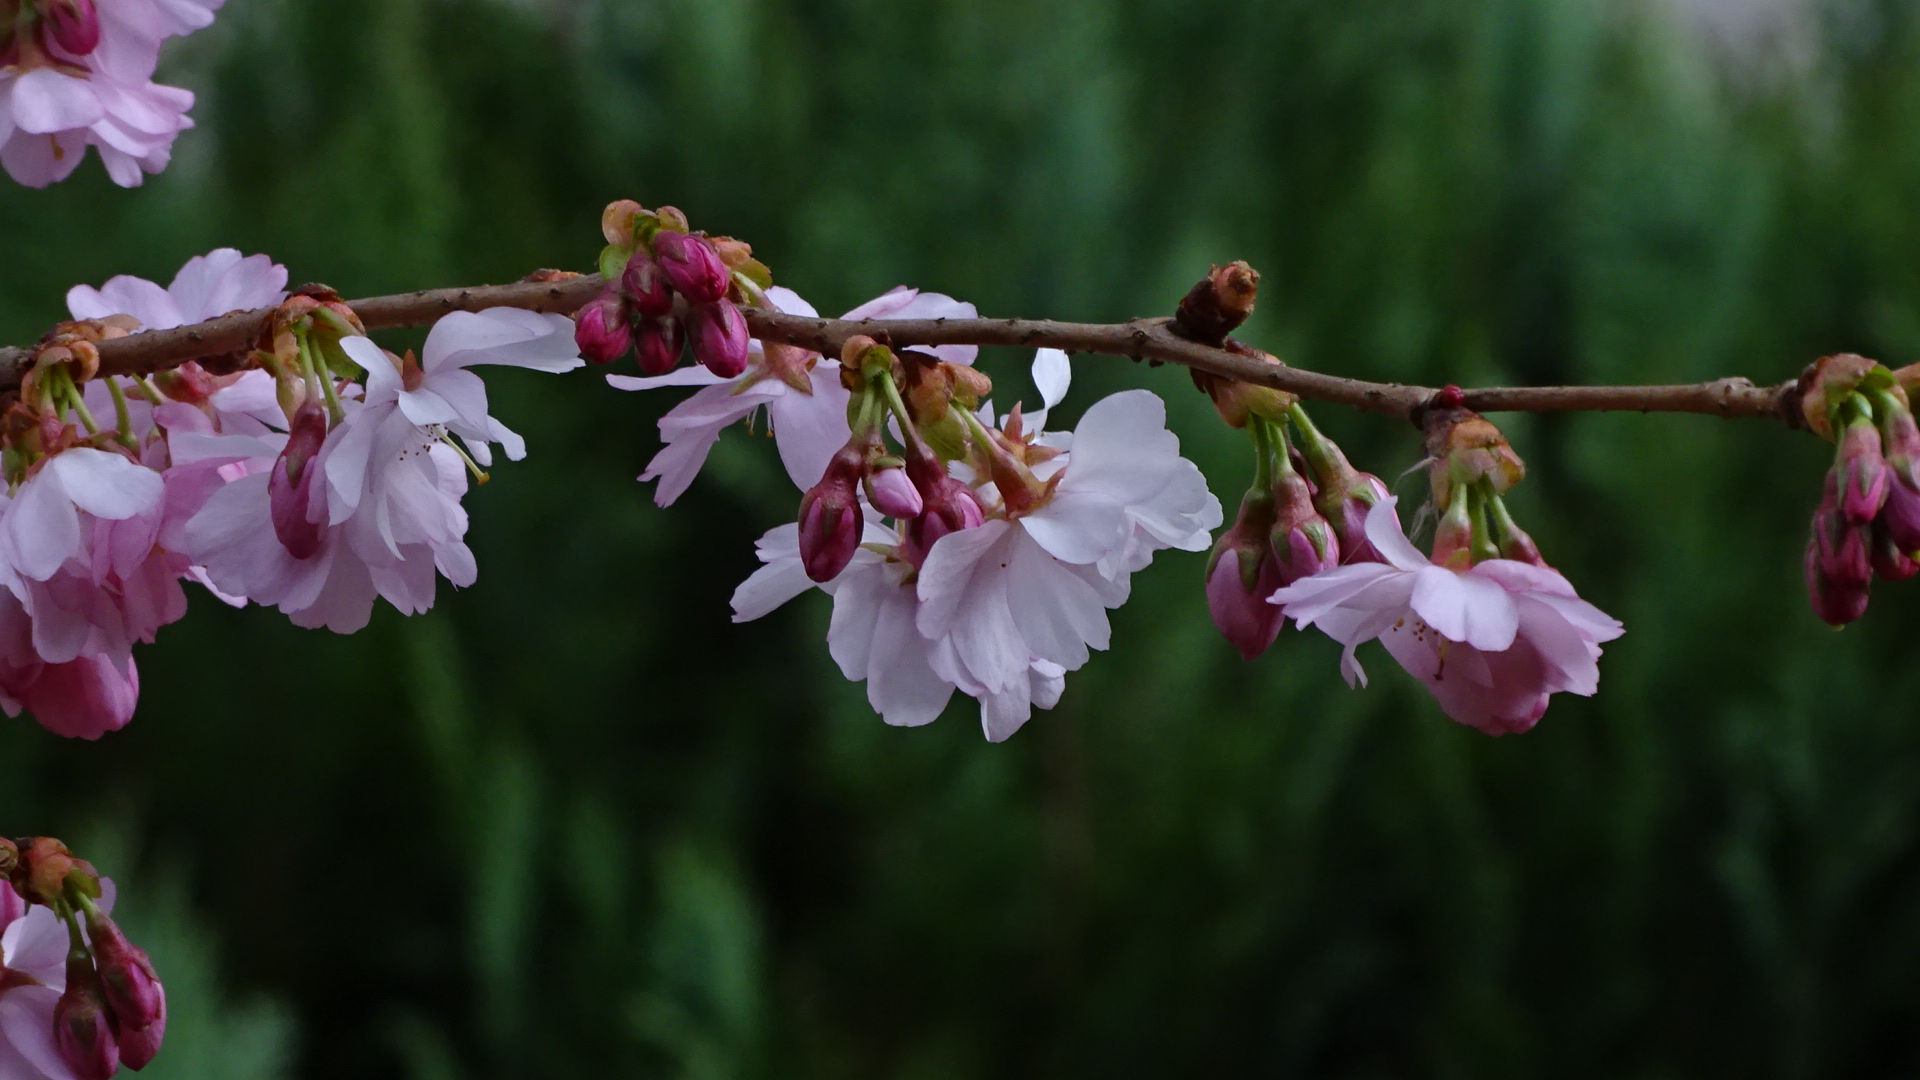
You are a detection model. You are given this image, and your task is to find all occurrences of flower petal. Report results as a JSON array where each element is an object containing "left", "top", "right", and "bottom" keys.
[{"left": 1409, "top": 565, "right": 1519, "bottom": 651}]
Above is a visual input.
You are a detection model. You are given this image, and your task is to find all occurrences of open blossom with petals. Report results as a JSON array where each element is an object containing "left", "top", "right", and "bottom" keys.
[
  {"left": 182, "top": 309, "right": 582, "bottom": 632},
  {"left": 0, "top": 879, "right": 121, "bottom": 1079},
  {"left": 611, "top": 286, "right": 978, "bottom": 506},
  {"left": 0, "top": 590, "right": 138, "bottom": 740},
  {"left": 0, "top": 0, "right": 224, "bottom": 187},
  {"left": 1271, "top": 496, "right": 1623, "bottom": 735},
  {"left": 735, "top": 355, "right": 1220, "bottom": 741}
]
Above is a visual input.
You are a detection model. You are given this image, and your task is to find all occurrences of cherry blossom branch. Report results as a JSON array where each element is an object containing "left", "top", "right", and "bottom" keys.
[{"left": 0, "top": 272, "right": 1801, "bottom": 424}]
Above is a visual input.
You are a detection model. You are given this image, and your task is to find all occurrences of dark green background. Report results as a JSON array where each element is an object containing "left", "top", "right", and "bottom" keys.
[{"left": 4, "top": 1, "right": 1920, "bottom": 1076}]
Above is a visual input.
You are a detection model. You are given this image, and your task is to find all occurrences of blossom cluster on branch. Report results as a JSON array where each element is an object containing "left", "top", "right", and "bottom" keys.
[{"left": 0, "top": 0, "right": 220, "bottom": 187}]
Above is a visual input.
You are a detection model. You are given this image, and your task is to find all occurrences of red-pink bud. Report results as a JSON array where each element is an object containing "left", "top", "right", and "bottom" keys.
[
  {"left": 1806, "top": 538, "right": 1870, "bottom": 626},
  {"left": 85, "top": 909, "right": 165, "bottom": 1064},
  {"left": 151, "top": 362, "right": 214, "bottom": 405},
  {"left": 688, "top": 300, "right": 750, "bottom": 379},
  {"left": 1206, "top": 491, "right": 1286, "bottom": 659},
  {"left": 269, "top": 402, "right": 326, "bottom": 560},
  {"left": 573, "top": 286, "right": 631, "bottom": 365},
  {"left": 798, "top": 447, "right": 866, "bottom": 583},
  {"left": 864, "top": 465, "right": 923, "bottom": 519},
  {"left": 903, "top": 445, "right": 985, "bottom": 555},
  {"left": 1880, "top": 476, "right": 1920, "bottom": 553},
  {"left": 1270, "top": 472, "right": 1339, "bottom": 584},
  {"left": 652, "top": 231, "right": 731, "bottom": 305},
  {"left": 634, "top": 317, "right": 686, "bottom": 376},
  {"left": 54, "top": 955, "right": 119, "bottom": 1080},
  {"left": 1872, "top": 523, "right": 1920, "bottom": 582},
  {"left": 1813, "top": 474, "right": 1872, "bottom": 590},
  {"left": 39, "top": 0, "right": 101, "bottom": 56},
  {"left": 1835, "top": 413, "right": 1890, "bottom": 526},
  {"left": 621, "top": 250, "right": 675, "bottom": 318}
]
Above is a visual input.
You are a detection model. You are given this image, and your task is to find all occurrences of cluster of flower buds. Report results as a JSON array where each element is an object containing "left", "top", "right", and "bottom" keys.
[
  {"left": 0, "top": 838, "right": 164, "bottom": 1076},
  {"left": 574, "top": 201, "right": 771, "bottom": 378},
  {"left": 795, "top": 335, "right": 992, "bottom": 581},
  {"left": 1796, "top": 354, "right": 1920, "bottom": 625},
  {"left": 0, "top": 0, "right": 221, "bottom": 188}
]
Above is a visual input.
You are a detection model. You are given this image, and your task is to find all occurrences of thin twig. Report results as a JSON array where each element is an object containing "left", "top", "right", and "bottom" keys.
[{"left": 0, "top": 272, "right": 1799, "bottom": 423}]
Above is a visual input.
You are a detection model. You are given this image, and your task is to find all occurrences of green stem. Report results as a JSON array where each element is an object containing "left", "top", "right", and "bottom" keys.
[
  {"left": 106, "top": 379, "right": 139, "bottom": 451},
  {"left": 873, "top": 370, "right": 921, "bottom": 440}
]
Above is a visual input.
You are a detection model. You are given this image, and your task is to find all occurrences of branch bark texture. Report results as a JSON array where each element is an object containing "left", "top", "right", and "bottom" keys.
[{"left": 0, "top": 272, "right": 1798, "bottom": 424}]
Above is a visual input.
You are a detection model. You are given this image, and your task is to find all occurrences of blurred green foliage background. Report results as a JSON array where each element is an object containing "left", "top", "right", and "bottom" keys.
[{"left": 5, "top": 0, "right": 1920, "bottom": 1075}]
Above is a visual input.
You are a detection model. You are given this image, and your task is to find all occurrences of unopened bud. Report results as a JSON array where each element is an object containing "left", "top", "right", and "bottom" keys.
[
  {"left": 1834, "top": 408, "right": 1890, "bottom": 526},
  {"left": 621, "top": 250, "right": 675, "bottom": 318},
  {"left": 1873, "top": 523, "right": 1920, "bottom": 583},
  {"left": 864, "top": 465, "right": 923, "bottom": 519},
  {"left": 54, "top": 954, "right": 119, "bottom": 1080},
  {"left": 573, "top": 287, "right": 631, "bottom": 366},
  {"left": 688, "top": 300, "right": 750, "bottom": 379},
  {"left": 1799, "top": 353, "right": 1882, "bottom": 438},
  {"left": 709, "top": 237, "right": 754, "bottom": 270},
  {"left": 1882, "top": 477, "right": 1920, "bottom": 553},
  {"left": 634, "top": 317, "right": 686, "bottom": 377},
  {"left": 1269, "top": 472, "right": 1339, "bottom": 583},
  {"left": 40, "top": 0, "right": 101, "bottom": 56},
  {"left": 1206, "top": 490, "right": 1285, "bottom": 659},
  {"left": 905, "top": 446, "right": 986, "bottom": 555},
  {"left": 270, "top": 402, "right": 327, "bottom": 560},
  {"left": 1812, "top": 474, "right": 1872, "bottom": 591},
  {"left": 19, "top": 838, "right": 88, "bottom": 908},
  {"left": 1174, "top": 261, "right": 1260, "bottom": 346},
  {"left": 1806, "top": 538, "right": 1871, "bottom": 626},
  {"left": 652, "top": 231, "right": 731, "bottom": 305},
  {"left": 798, "top": 447, "right": 866, "bottom": 582},
  {"left": 84, "top": 908, "right": 165, "bottom": 1066}
]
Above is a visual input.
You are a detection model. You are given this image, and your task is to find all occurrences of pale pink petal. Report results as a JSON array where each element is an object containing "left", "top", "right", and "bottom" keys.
[
  {"left": 765, "top": 363, "right": 853, "bottom": 491},
  {"left": 343, "top": 337, "right": 401, "bottom": 405},
  {"left": 606, "top": 368, "right": 727, "bottom": 392},
  {"left": 1024, "top": 348, "right": 1072, "bottom": 430},
  {"left": 1268, "top": 562, "right": 1405, "bottom": 628},
  {"left": 0, "top": 129, "right": 87, "bottom": 188},
  {"left": 731, "top": 525, "right": 818, "bottom": 622},
  {"left": 1003, "top": 530, "right": 1109, "bottom": 668},
  {"left": 67, "top": 275, "right": 180, "bottom": 329},
  {"left": 10, "top": 69, "right": 104, "bottom": 134},
  {"left": 1408, "top": 565, "right": 1520, "bottom": 652},
  {"left": 1020, "top": 489, "right": 1128, "bottom": 565},
  {"left": 978, "top": 678, "right": 1033, "bottom": 743},
  {"left": 5, "top": 471, "right": 82, "bottom": 581},
  {"left": 0, "top": 985, "right": 78, "bottom": 1080},
  {"left": 1058, "top": 390, "right": 1181, "bottom": 503},
  {"left": 424, "top": 310, "right": 583, "bottom": 374},
  {"left": 46, "top": 448, "right": 164, "bottom": 520},
  {"left": 1515, "top": 596, "right": 1602, "bottom": 695},
  {"left": 639, "top": 383, "right": 776, "bottom": 507},
  {"left": 1359, "top": 496, "right": 1429, "bottom": 572}
]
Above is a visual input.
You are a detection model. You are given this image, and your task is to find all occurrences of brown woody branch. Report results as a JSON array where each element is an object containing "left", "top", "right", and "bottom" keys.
[{"left": 0, "top": 272, "right": 1798, "bottom": 423}]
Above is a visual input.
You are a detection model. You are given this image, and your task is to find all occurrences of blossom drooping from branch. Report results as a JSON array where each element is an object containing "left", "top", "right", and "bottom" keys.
[
  {"left": 1273, "top": 498, "right": 1622, "bottom": 735},
  {"left": 734, "top": 346, "right": 1219, "bottom": 740},
  {"left": 0, "top": 0, "right": 225, "bottom": 188}
]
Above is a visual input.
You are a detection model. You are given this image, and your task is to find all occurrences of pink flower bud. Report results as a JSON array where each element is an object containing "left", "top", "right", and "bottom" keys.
[
  {"left": 573, "top": 286, "right": 632, "bottom": 366},
  {"left": 688, "top": 300, "right": 750, "bottom": 379},
  {"left": 1206, "top": 491, "right": 1285, "bottom": 659},
  {"left": 1806, "top": 538, "right": 1870, "bottom": 626},
  {"left": 54, "top": 956, "right": 119, "bottom": 1080},
  {"left": 634, "top": 317, "right": 686, "bottom": 376},
  {"left": 1873, "top": 523, "right": 1920, "bottom": 582},
  {"left": 621, "top": 250, "right": 675, "bottom": 318},
  {"left": 39, "top": 0, "right": 101, "bottom": 56},
  {"left": 1835, "top": 414, "right": 1890, "bottom": 526},
  {"left": 84, "top": 910, "right": 165, "bottom": 1068},
  {"left": 1317, "top": 472, "right": 1391, "bottom": 564},
  {"left": 1881, "top": 476, "right": 1920, "bottom": 553},
  {"left": 1879, "top": 401, "right": 1920, "bottom": 486},
  {"left": 151, "top": 363, "right": 215, "bottom": 405},
  {"left": 798, "top": 448, "right": 866, "bottom": 583},
  {"left": 864, "top": 465, "right": 923, "bottom": 519},
  {"left": 269, "top": 402, "right": 327, "bottom": 560},
  {"left": 1270, "top": 473, "right": 1339, "bottom": 583},
  {"left": 652, "top": 231, "right": 731, "bottom": 305},
  {"left": 903, "top": 446, "right": 986, "bottom": 556},
  {"left": 1813, "top": 474, "right": 1873, "bottom": 590}
]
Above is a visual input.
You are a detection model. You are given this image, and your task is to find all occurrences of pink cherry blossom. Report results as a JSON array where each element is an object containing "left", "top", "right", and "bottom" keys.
[
  {"left": 181, "top": 310, "right": 581, "bottom": 632},
  {"left": 735, "top": 370, "right": 1220, "bottom": 742},
  {"left": 0, "top": 0, "right": 223, "bottom": 188},
  {"left": 1269, "top": 496, "right": 1623, "bottom": 735},
  {"left": 611, "top": 286, "right": 978, "bottom": 506},
  {"left": 68, "top": 248, "right": 289, "bottom": 330},
  {"left": 0, "top": 591, "right": 138, "bottom": 741}
]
